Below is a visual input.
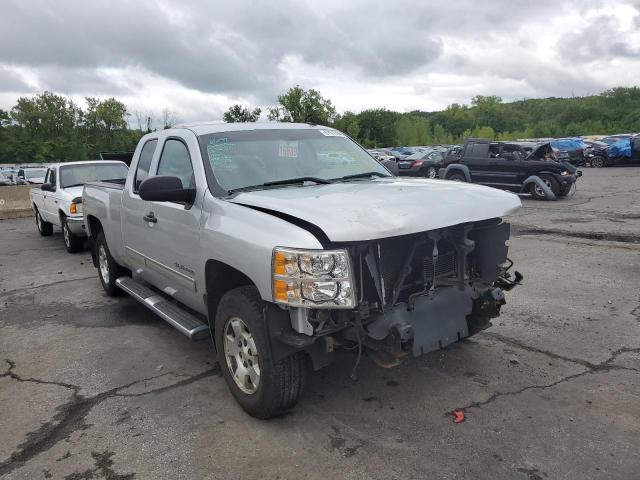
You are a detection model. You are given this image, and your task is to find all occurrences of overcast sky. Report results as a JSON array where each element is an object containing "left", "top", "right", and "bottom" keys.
[{"left": 1, "top": 0, "right": 639, "bottom": 125}]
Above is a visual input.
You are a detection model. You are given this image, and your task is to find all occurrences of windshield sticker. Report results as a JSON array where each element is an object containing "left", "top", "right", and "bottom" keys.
[
  {"left": 318, "top": 128, "right": 345, "bottom": 137},
  {"left": 207, "top": 138, "right": 235, "bottom": 167},
  {"left": 278, "top": 140, "right": 299, "bottom": 158}
]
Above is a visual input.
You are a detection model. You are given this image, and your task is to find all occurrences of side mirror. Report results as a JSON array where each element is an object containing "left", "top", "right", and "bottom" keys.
[
  {"left": 138, "top": 176, "right": 195, "bottom": 203},
  {"left": 41, "top": 183, "right": 54, "bottom": 192}
]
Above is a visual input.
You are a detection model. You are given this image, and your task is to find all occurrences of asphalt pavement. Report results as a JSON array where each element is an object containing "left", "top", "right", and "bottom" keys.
[{"left": 1, "top": 167, "right": 639, "bottom": 479}]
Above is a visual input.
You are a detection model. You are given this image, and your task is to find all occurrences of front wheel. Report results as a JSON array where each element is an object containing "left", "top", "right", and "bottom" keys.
[
  {"left": 62, "top": 218, "right": 84, "bottom": 253},
  {"left": 590, "top": 156, "right": 605, "bottom": 168},
  {"left": 35, "top": 209, "right": 53, "bottom": 236},
  {"left": 95, "top": 232, "right": 126, "bottom": 296},
  {"left": 530, "top": 174, "right": 560, "bottom": 200},
  {"left": 215, "top": 286, "right": 306, "bottom": 419}
]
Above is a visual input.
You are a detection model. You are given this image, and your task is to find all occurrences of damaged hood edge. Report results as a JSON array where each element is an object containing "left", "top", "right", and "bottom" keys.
[{"left": 227, "top": 178, "right": 522, "bottom": 242}]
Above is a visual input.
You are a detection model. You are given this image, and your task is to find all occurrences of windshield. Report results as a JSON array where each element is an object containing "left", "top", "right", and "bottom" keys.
[
  {"left": 24, "top": 169, "right": 47, "bottom": 179},
  {"left": 199, "top": 128, "right": 390, "bottom": 192},
  {"left": 60, "top": 163, "right": 128, "bottom": 188}
]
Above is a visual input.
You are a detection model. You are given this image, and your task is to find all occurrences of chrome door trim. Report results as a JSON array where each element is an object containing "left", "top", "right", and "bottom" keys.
[{"left": 125, "top": 246, "right": 195, "bottom": 287}]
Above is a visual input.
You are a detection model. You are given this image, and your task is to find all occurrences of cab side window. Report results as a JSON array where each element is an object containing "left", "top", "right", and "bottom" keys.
[
  {"left": 49, "top": 168, "right": 57, "bottom": 189},
  {"left": 156, "top": 139, "right": 194, "bottom": 189},
  {"left": 134, "top": 139, "right": 158, "bottom": 192}
]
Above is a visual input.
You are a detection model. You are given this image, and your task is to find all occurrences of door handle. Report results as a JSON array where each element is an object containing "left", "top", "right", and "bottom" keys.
[{"left": 143, "top": 212, "right": 157, "bottom": 223}]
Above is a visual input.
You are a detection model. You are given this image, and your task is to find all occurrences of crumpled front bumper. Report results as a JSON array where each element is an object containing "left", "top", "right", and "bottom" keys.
[{"left": 365, "top": 287, "right": 473, "bottom": 356}]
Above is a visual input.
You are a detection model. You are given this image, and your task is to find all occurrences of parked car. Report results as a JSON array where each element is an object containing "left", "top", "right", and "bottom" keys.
[
  {"left": 441, "top": 138, "right": 580, "bottom": 200},
  {"left": 396, "top": 149, "right": 445, "bottom": 178},
  {"left": 606, "top": 136, "right": 640, "bottom": 166},
  {"left": 83, "top": 123, "right": 522, "bottom": 419},
  {"left": 582, "top": 140, "right": 609, "bottom": 168},
  {"left": 1, "top": 168, "right": 18, "bottom": 184},
  {"left": 17, "top": 167, "right": 47, "bottom": 185},
  {"left": 549, "top": 138, "right": 588, "bottom": 166},
  {"left": 600, "top": 134, "right": 634, "bottom": 145},
  {"left": 30, "top": 161, "right": 128, "bottom": 252}
]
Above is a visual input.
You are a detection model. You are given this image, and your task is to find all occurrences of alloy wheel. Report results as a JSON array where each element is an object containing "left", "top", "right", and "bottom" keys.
[
  {"left": 98, "top": 244, "right": 109, "bottom": 284},
  {"left": 534, "top": 179, "right": 553, "bottom": 197},
  {"left": 63, "top": 223, "right": 71, "bottom": 247},
  {"left": 223, "top": 316, "right": 260, "bottom": 394}
]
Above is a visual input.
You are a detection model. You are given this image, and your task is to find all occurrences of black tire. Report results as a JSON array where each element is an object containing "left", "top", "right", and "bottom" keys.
[
  {"left": 95, "top": 232, "right": 126, "bottom": 296},
  {"left": 62, "top": 217, "right": 84, "bottom": 253},
  {"left": 559, "top": 182, "right": 574, "bottom": 197},
  {"left": 35, "top": 209, "right": 53, "bottom": 236},
  {"left": 215, "top": 286, "right": 306, "bottom": 419},
  {"left": 447, "top": 172, "right": 466, "bottom": 182},
  {"left": 590, "top": 156, "right": 605, "bottom": 168},
  {"left": 530, "top": 174, "right": 560, "bottom": 200}
]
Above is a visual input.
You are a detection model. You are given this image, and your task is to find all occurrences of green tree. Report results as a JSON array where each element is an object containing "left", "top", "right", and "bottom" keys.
[
  {"left": 333, "top": 111, "right": 360, "bottom": 138},
  {"left": 357, "top": 108, "right": 400, "bottom": 147},
  {"left": 268, "top": 86, "right": 336, "bottom": 124},
  {"left": 395, "top": 115, "right": 431, "bottom": 145},
  {"left": 223, "top": 104, "right": 261, "bottom": 122}
]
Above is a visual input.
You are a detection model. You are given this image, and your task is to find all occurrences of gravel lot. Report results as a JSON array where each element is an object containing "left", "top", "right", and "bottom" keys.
[{"left": 1, "top": 168, "right": 639, "bottom": 480}]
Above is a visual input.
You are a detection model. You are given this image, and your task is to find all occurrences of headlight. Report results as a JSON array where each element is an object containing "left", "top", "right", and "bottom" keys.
[
  {"left": 272, "top": 247, "right": 356, "bottom": 309},
  {"left": 561, "top": 170, "right": 572, "bottom": 176},
  {"left": 69, "top": 202, "right": 83, "bottom": 214}
]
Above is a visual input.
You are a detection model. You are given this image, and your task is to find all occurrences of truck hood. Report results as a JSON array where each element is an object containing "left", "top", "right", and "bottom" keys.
[
  {"left": 62, "top": 186, "right": 84, "bottom": 199},
  {"left": 228, "top": 178, "right": 522, "bottom": 242}
]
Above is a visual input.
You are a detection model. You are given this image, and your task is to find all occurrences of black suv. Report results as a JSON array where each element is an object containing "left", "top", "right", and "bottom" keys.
[{"left": 440, "top": 138, "right": 580, "bottom": 200}]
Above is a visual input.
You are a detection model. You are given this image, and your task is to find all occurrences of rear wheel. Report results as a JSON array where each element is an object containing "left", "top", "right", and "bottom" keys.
[
  {"left": 530, "top": 174, "right": 560, "bottom": 200},
  {"left": 590, "top": 156, "right": 605, "bottom": 168},
  {"left": 35, "top": 209, "right": 53, "bottom": 236},
  {"left": 425, "top": 166, "right": 437, "bottom": 179},
  {"left": 215, "top": 286, "right": 306, "bottom": 419},
  {"left": 95, "top": 232, "right": 125, "bottom": 296},
  {"left": 62, "top": 217, "right": 84, "bottom": 253}
]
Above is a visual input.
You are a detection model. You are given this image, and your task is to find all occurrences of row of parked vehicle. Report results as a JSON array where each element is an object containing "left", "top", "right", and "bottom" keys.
[
  {"left": 369, "top": 139, "right": 581, "bottom": 200},
  {"left": 369, "top": 133, "right": 640, "bottom": 173},
  {"left": 0, "top": 166, "right": 48, "bottom": 186}
]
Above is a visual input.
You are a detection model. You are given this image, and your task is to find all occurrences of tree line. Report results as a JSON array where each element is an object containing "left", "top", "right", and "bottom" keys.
[{"left": 2, "top": 86, "right": 639, "bottom": 163}]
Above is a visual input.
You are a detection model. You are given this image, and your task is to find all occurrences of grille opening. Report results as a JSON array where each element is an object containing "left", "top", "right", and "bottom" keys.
[{"left": 357, "top": 234, "right": 459, "bottom": 307}]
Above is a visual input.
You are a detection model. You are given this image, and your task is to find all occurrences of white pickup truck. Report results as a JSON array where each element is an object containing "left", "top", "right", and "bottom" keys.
[
  {"left": 30, "top": 161, "right": 128, "bottom": 252},
  {"left": 83, "top": 123, "right": 522, "bottom": 418}
]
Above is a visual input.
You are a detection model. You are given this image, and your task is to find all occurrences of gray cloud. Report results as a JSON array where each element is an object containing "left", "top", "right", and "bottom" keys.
[
  {"left": 558, "top": 14, "right": 640, "bottom": 62},
  {"left": 0, "top": 67, "right": 33, "bottom": 93},
  {"left": 0, "top": 0, "right": 637, "bottom": 118}
]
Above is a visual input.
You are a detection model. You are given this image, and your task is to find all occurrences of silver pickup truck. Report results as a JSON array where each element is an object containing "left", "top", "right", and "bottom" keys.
[{"left": 83, "top": 123, "right": 522, "bottom": 418}]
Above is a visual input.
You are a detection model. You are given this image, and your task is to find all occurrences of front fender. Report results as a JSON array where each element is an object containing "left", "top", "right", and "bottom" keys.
[{"left": 442, "top": 164, "right": 472, "bottom": 182}]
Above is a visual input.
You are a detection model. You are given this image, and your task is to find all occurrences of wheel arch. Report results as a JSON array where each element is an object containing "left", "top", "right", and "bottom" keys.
[
  {"left": 86, "top": 215, "right": 104, "bottom": 266},
  {"left": 443, "top": 164, "right": 471, "bottom": 182},
  {"left": 205, "top": 259, "right": 257, "bottom": 330}
]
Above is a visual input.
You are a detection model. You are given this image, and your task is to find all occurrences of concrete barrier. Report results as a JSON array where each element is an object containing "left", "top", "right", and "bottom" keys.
[{"left": 0, "top": 185, "right": 34, "bottom": 220}]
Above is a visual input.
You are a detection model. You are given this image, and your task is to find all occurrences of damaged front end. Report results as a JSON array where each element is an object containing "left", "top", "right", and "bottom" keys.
[{"left": 271, "top": 218, "right": 522, "bottom": 370}]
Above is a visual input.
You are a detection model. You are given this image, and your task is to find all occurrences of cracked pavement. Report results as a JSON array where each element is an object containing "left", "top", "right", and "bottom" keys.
[{"left": 1, "top": 168, "right": 639, "bottom": 479}]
